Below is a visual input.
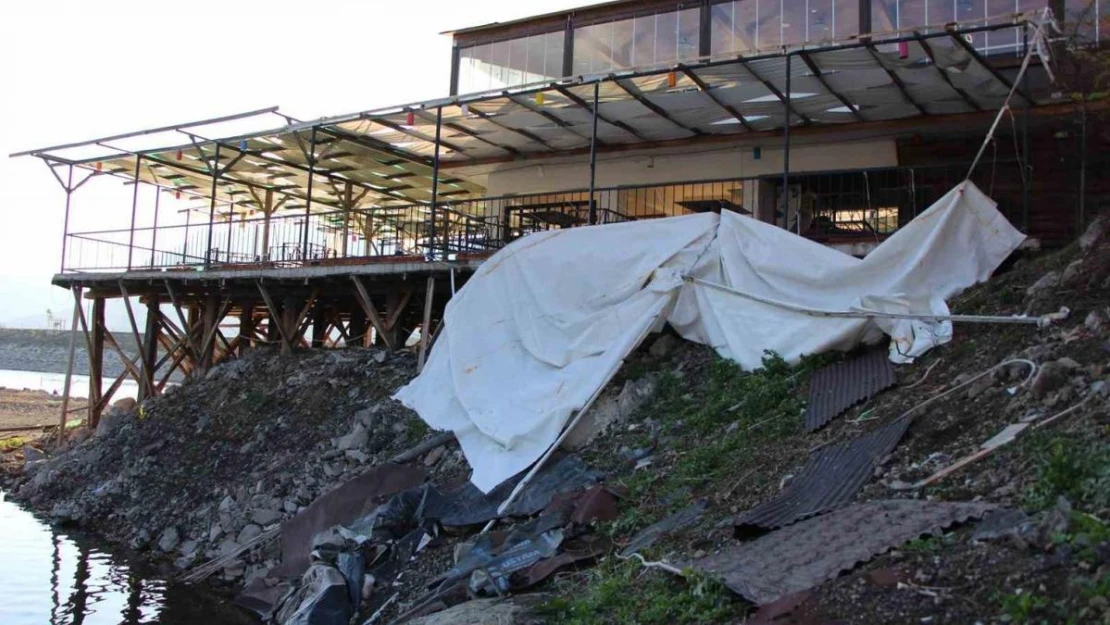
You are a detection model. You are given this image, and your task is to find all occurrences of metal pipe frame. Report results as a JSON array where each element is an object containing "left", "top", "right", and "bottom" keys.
[
  {"left": 431, "top": 106, "right": 443, "bottom": 259},
  {"left": 302, "top": 127, "right": 317, "bottom": 256},
  {"left": 127, "top": 155, "right": 142, "bottom": 270},
  {"left": 205, "top": 144, "right": 221, "bottom": 268},
  {"left": 588, "top": 82, "right": 600, "bottom": 225},
  {"left": 783, "top": 54, "right": 793, "bottom": 233}
]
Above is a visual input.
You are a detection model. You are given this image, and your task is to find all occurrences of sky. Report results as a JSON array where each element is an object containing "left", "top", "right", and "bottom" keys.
[{"left": 0, "top": 0, "right": 581, "bottom": 330}]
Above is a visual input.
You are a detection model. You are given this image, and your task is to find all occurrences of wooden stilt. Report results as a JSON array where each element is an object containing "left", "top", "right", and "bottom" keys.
[
  {"left": 311, "top": 303, "right": 327, "bottom": 348},
  {"left": 58, "top": 287, "right": 82, "bottom": 444},
  {"left": 118, "top": 282, "right": 149, "bottom": 398},
  {"left": 164, "top": 280, "right": 201, "bottom": 362},
  {"left": 417, "top": 276, "right": 435, "bottom": 373},
  {"left": 142, "top": 296, "right": 160, "bottom": 398},
  {"left": 198, "top": 294, "right": 219, "bottom": 373},
  {"left": 347, "top": 308, "right": 367, "bottom": 347},
  {"left": 351, "top": 276, "right": 393, "bottom": 351},
  {"left": 256, "top": 281, "right": 293, "bottom": 355},
  {"left": 239, "top": 301, "right": 255, "bottom": 356},
  {"left": 89, "top": 297, "right": 106, "bottom": 428}
]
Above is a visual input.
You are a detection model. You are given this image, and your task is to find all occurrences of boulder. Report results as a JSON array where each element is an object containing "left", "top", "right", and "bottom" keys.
[
  {"left": 1079, "top": 215, "right": 1108, "bottom": 251},
  {"left": 237, "top": 523, "right": 263, "bottom": 544},
  {"left": 649, "top": 334, "right": 678, "bottom": 359},
  {"left": 252, "top": 508, "right": 282, "bottom": 526},
  {"left": 1026, "top": 271, "right": 1060, "bottom": 298},
  {"left": 334, "top": 424, "right": 368, "bottom": 451},
  {"left": 111, "top": 397, "right": 138, "bottom": 413},
  {"left": 158, "top": 526, "right": 181, "bottom": 553},
  {"left": 1031, "top": 361, "right": 1069, "bottom": 398},
  {"left": 562, "top": 375, "right": 658, "bottom": 450}
]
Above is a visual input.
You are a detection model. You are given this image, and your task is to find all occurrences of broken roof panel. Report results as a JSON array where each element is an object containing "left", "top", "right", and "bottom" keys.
[
  {"left": 804, "top": 349, "right": 897, "bottom": 431},
  {"left": 695, "top": 499, "right": 996, "bottom": 605},
  {"left": 734, "top": 417, "right": 911, "bottom": 534}
]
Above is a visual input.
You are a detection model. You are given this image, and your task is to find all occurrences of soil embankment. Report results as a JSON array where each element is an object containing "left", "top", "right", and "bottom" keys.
[{"left": 2, "top": 218, "right": 1109, "bottom": 625}]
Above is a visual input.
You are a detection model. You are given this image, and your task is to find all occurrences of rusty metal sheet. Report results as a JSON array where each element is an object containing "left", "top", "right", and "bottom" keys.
[
  {"left": 272, "top": 463, "right": 426, "bottom": 578},
  {"left": 804, "top": 349, "right": 896, "bottom": 431},
  {"left": 735, "top": 418, "right": 911, "bottom": 534},
  {"left": 696, "top": 499, "right": 995, "bottom": 605}
]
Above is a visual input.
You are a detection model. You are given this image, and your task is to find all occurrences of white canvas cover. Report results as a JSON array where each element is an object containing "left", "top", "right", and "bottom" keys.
[{"left": 395, "top": 182, "right": 1025, "bottom": 492}]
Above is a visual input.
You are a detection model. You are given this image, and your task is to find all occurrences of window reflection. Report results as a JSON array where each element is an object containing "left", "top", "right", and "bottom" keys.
[
  {"left": 457, "top": 30, "right": 565, "bottom": 94},
  {"left": 572, "top": 8, "right": 701, "bottom": 75}
]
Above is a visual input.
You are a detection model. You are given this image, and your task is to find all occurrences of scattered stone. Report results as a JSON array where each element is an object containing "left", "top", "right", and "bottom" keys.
[
  {"left": 1055, "top": 357, "right": 1082, "bottom": 371},
  {"left": 223, "top": 559, "right": 247, "bottom": 580},
  {"left": 1026, "top": 271, "right": 1060, "bottom": 298},
  {"left": 22, "top": 446, "right": 46, "bottom": 463},
  {"left": 252, "top": 508, "right": 282, "bottom": 526},
  {"left": 1079, "top": 216, "right": 1108, "bottom": 251},
  {"left": 334, "top": 424, "right": 368, "bottom": 451},
  {"left": 1061, "top": 259, "right": 1085, "bottom": 284},
  {"left": 1091, "top": 380, "right": 1109, "bottom": 398},
  {"left": 208, "top": 523, "right": 224, "bottom": 542},
  {"left": 649, "top": 334, "right": 678, "bottom": 359},
  {"left": 174, "top": 554, "right": 196, "bottom": 570},
  {"left": 237, "top": 523, "right": 263, "bottom": 544},
  {"left": 423, "top": 445, "right": 447, "bottom": 466},
  {"left": 1031, "top": 361, "right": 1069, "bottom": 398},
  {"left": 344, "top": 449, "right": 369, "bottom": 464},
  {"left": 158, "top": 526, "right": 181, "bottom": 553},
  {"left": 1086, "top": 310, "right": 1104, "bottom": 332},
  {"left": 179, "top": 539, "right": 199, "bottom": 555}
]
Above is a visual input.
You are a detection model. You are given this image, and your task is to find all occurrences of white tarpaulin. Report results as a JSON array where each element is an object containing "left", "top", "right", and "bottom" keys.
[{"left": 395, "top": 182, "right": 1025, "bottom": 492}]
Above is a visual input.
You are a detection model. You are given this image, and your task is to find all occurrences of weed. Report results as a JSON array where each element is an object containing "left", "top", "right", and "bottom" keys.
[
  {"left": 902, "top": 534, "right": 945, "bottom": 554},
  {"left": 539, "top": 558, "right": 742, "bottom": 625},
  {"left": 998, "top": 589, "right": 1053, "bottom": 624},
  {"left": 1023, "top": 436, "right": 1110, "bottom": 513},
  {"left": 0, "top": 436, "right": 28, "bottom": 451}
]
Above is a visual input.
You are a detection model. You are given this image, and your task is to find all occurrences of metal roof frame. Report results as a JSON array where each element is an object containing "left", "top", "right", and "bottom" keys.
[{"left": 12, "top": 17, "right": 1050, "bottom": 215}]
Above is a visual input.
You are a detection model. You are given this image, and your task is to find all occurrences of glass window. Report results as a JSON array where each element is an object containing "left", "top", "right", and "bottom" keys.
[
  {"left": 758, "top": 0, "right": 781, "bottom": 48},
  {"left": 834, "top": 0, "right": 859, "bottom": 39},
  {"left": 573, "top": 8, "right": 702, "bottom": 74},
  {"left": 456, "top": 31, "right": 566, "bottom": 94},
  {"left": 807, "top": 0, "right": 835, "bottom": 42},
  {"left": 870, "top": 0, "right": 898, "bottom": 32},
  {"left": 782, "top": 0, "right": 808, "bottom": 46}
]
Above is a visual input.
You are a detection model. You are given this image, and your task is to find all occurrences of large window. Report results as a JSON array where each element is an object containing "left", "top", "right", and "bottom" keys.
[
  {"left": 869, "top": 0, "right": 1051, "bottom": 53},
  {"left": 711, "top": 0, "right": 860, "bottom": 53},
  {"left": 457, "top": 31, "right": 565, "bottom": 94},
  {"left": 572, "top": 8, "right": 701, "bottom": 75}
]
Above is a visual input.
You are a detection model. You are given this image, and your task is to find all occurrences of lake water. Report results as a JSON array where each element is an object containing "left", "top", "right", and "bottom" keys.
[
  {"left": 0, "top": 368, "right": 186, "bottom": 405},
  {"left": 0, "top": 492, "right": 254, "bottom": 624},
  {"left": 0, "top": 368, "right": 141, "bottom": 401}
]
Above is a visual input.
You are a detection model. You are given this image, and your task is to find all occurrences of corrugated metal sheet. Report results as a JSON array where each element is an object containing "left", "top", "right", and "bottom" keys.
[
  {"left": 804, "top": 349, "right": 896, "bottom": 431},
  {"left": 734, "top": 417, "right": 911, "bottom": 534},
  {"left": 695, "top": 500, "right": 996, "bottom": 605}
]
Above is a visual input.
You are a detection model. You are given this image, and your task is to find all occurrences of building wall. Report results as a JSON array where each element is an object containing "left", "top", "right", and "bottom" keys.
[{"left": 484, "top": 139, "right": 900, "bottom": 198}]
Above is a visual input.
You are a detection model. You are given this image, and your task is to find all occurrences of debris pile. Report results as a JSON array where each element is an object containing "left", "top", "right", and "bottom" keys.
[{"left": 1, "top": 215, "right": 1108, "bottom": 624}]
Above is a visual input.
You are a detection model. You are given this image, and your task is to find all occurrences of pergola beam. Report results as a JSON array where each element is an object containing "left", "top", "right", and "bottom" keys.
[
  {"left": 797, "top": 52, "right": 865, "bottom": 122},
  {"left": 679, "top": 65, "right": 754, "bottom": 131},
  {"left": 505, "top": 94, "right": 601, "bottom": 146},
  {"left": 739, "top": 59, "right": 812, "bottom": 126},
  {"left": 916, "top": 33, "right": 983, "bottom": 112},
  {"left": 553, "top": 85, "right": 648, "bottom": 141},
  {"left": 612, "top": 78, "right": 702, "bottom": 136},
  {"left": 864, "top": 44, "right": 928, "bottom": 116}
]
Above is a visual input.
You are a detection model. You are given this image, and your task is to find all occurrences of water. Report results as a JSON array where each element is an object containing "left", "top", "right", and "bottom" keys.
[
  {"left": 0, "top": 493, "right": 255, "bottom": 624},
  {"left": 0, "top": 369, "right": 140, "bottom": 401}
]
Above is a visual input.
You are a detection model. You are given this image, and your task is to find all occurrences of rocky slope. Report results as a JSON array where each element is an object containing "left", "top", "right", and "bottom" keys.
[{"left": 1, "top": 346, "right": 459, "bottom": 591}]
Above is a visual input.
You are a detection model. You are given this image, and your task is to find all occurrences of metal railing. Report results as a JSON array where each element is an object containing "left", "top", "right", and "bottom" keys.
[{"left": 59, "top": 162, "right": 1047, "bottom": 273}]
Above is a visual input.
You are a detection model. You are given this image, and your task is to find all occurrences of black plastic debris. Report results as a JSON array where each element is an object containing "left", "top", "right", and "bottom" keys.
[
  {"left": 425, "top": 455, "right": 602, "bottom": 527},
  {"left": 734, "top": 418, "right": 911, "bottom": 536},
  {"left": 271, "top": 563, "right": 353, "bottom": 625},
  {"left": 804, "top": 349, "right": 896, "bottom": 431},
  {"left": 694, "top": 500, "right": 996, "bottom": 605},
  {"left": 336, "top": 552, "right": 364, "bottom": 609},
  {"left": 436, "top": 509, "right": 569, "bottom": 594},
  {"left": 620, "top": 499, "right": 707, "bottom": 557}
]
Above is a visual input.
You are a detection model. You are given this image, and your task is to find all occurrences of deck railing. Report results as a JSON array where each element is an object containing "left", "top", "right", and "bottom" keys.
[{"left": 59, "top": 161, "right": 1054, "bottom": 274}]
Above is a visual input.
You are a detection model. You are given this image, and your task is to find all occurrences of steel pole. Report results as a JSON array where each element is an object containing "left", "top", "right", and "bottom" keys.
[
  {"left": 783, "top": 54, "right": 793, "bottom": 233},
  {"left": 1021, "top": 29, "right": 1031, "bottom": 231},
  {"left": 205, "top": 144, "right": 221, "bottom": 268},
  {"left": 430, "top": 106, "right": 443, "bottom": 259},
  {"left": 302, "top": 127, "right": 317, "bottom": 260},
  {"left": 127, "top": 155, "right": 142, "bottom": 270},
  {"left": 150, "top": 188, "right": 160, "bottom": 268},
  {"left": 588, "top": 82, "right": 600, "bottom": 225},
  {"left": 60, "top": 165, "right": 74, "bottom": 272}
]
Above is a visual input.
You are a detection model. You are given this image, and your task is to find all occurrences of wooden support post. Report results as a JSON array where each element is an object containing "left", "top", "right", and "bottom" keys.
[
  {"left": 348, "top": 308, "right": 368, "bottom": 347},
  {"left": 88, "top": 297, "right": 106, "bottom": 428},
  {"left": 118, "top": 282, "right": 149, "bottom": 398},
  {"left": 384, "top": 291, "right": 406, "bottom": 349},
  {"left": 351, "top": 276, "right": 394, "bottom": 351},
  {"left": 311, "top": 303, "right": 327, "bottom": 348},
  {"left": 256, "top": 281, "right": 293, "bottom": 355},
  {"left": 58, "top": 287, "right": 82, "bottom": 444},
  {"left": 198, "top": 294, "right": 219, "bottom": 374},
  {"left": 239, "top": 301, "right": 255, "bottom": 356},
  {"left": 417, "top": 276, "right": 435, "bottom": 372},
  {"left": 142, "top": 296, "right": 160, "bottom": 398}
]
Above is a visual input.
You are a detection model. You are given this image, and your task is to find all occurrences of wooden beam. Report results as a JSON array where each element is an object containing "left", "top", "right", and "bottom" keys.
[
  {"left": 612, "top": 78, "right": 702, "bottom": 136},
  {"left": 58, "top": 287, "right": 82, "bottom": 444},
  {"left": 948, "top": 30, "right": 1033, "bottom": 107},
  {"left": 255, "top": 281, "right": 294, "bottom": 354},
  {"left": 290, "top": 289, "right": 319, "bottom": 344},
  {"left": 797, "top": 53, "right": 865, "bottom": 122},
  {"left": 118, "top": 282, "right": 150, "bottom": 398},
  {"left": 385, "top": 289, "right": 413, "bottom": 331},
  {"left": 200, "top": 296, "right": 234, "bottom": 367},
  {"left": 738, "top": 59, "right": 812, "bottom": 125},
  {"left": 88, "top": 298, "right": 105, "bottom": 428},
  {"left": 102, "top": 329, "right": 145, "bottom": 384},
  {"left": 916, "top": 33, "right": 982, "bottom": 112},
  {"left": 864, "top": 44, "right": 928, "bottom": 116},
  {"left": 142, "top": 296, "right": 161, "bottom": 398},
  {"left": 350, "top": 276, "right": 394, "bottom": 351},
  {"left": 163, "top": 280, "right": 202, "bottom": 361},
  {"left": 417, "top": 276, "right": 436, "bottom": 372},
  {"left": 553, "top": 85, "right": 648, "bottom": 141}
]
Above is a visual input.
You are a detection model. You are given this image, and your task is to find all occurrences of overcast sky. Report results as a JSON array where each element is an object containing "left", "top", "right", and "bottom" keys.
[{"left": 0, "top": 0, "right": 580, "bottom": 329}]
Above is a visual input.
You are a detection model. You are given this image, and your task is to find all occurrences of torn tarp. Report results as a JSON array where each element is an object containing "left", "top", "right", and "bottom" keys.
[
  {"left": 397, "top": 182, "right": 1025, "bottom": 492},
  {"left": 695, "top": 499, "right": 995, "bottom": 605}
]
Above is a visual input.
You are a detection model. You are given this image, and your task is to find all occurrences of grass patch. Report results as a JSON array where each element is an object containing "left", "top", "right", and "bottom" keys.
[
  {"left": 1022, "top": 435, "right": 1110, "bottom": 513},
  {"left": 0, "top": 436, "right": 29, "bottom": 450},
  {"left": 539, "top": 558, "right": 742, "bottom": 625}
]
